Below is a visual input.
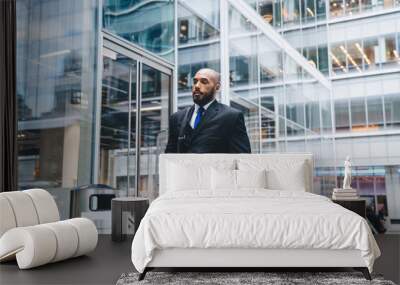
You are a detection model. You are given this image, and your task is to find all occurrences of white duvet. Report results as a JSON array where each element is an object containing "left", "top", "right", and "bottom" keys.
[{"left": 131, "top": 190, "right": 380, "bottom": 273}]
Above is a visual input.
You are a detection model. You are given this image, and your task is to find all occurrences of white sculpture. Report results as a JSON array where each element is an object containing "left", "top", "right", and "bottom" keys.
[{"left": 343, "top": 156, "right": 352, "bottom": 189}]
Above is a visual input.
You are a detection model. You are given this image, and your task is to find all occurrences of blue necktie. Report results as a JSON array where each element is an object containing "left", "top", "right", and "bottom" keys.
[{"left": 193, "top": 107, "right": 205, "bottom": 129}]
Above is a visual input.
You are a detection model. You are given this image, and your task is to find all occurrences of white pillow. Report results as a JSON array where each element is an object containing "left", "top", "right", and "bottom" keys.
[
  {"left": 167, "top": 162, "right": 211, "bottom": 192},
  {"left": 237, "top": 158, "right": 307, "bottom": 191},
  {"left": 236, "top": 169, "right": 267, "bottom": 189},
  {"left": 212, "top": 168, "right": 237, "bottom": 191},
  {"left": 266, "top": 161, "right": 306, "bottom": 191}
]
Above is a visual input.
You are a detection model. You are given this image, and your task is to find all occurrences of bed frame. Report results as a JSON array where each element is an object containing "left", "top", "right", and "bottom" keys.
[
  {"left": 138, "top": 154, "right": 372, "bottom": 281},
  {"left": 139, "top": 248, "right": 371, "bottom": 280}
]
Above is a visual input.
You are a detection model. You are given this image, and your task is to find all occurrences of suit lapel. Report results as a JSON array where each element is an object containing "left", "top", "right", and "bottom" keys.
[
  {"left": 183, "top": 105, "right": 195, "bottom": 128},
  {"left": 192, "top": 100, "right": 219, "bottom": 136}
]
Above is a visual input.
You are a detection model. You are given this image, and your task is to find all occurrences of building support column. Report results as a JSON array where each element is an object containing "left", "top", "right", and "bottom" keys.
[{"left": 220, "top": 0, "right": 230, "bottom": 105}]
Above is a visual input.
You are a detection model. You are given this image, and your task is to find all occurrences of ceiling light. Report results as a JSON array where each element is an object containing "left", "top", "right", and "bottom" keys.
[
  {"left": 340, "top": 46, "right": 362, "bottom": 72},
  {"left": 355, "top": 43, "right": 371, "bottom": 65}
]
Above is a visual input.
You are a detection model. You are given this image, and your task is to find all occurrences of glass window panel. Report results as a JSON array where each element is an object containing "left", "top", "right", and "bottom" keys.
[
  {"left": 99, "top": 55, "right": 136, "bottom": 196},
  {"left": 229, "top": 3, "right": 257, "bottom": 34},
  {"left": 318, "top": 45, "right": 329, "bottom": 74},
  {"left": 305, "top": 101, "right": 321, "bottom": 134},
  {"left": 383, "top": 0, "right": 395, "bottom": 8},
  {"left": 282, "top": 0, "right": 300, "bottom": 26},
  {"left": 335, "top": 99, "right": 350, "bottom": 132},
  {"left": 367, "top": 96, "right": 384, "bottom": 129},
  {"left": 103, "top": 0, "right": 175, "bottom": 62},
  {"left": 286, "top": 83, "right": 305, "bottom": 137},
  {"left": 363, "top": 38, "right": 379, "bottom": 71},
  {"left": 346, "top": 41, "right": 363, "bottom": 73},
  {"left": 330, "top": 0, "right": 345, "bottom": 18},
  {"left": 385, "top": 94, "right": 400, "bottom": 128},
  {"left": 274, "top": 0, "right": 282, "bottom": 27},
  {"left": 302, "top": 0, "right": 317, "bottom": 23},
  {"left": 383, "top": 34, "right": 397, "bottom": 67},
  {"left": 320, "top": 90, "right": 333, "bottom": 134},
  {"left": 345, "top": 0, "right": 360, "bottom": 15},
  {"left": 140, "top": 65, "right": 170, "bottom": 199},
  {"left": 258, "top": 0, "right": 274, "bottom": 24},
  {"left": 177, "top": 42, "right": 220, "bottom": 95},
  {"left": 350, "top": 97, "right": 367, "bottom": 130},
  {"left": 178, "top": 0, "right": 220, "bottom": 45},
  {"left": 230, "top": 89, "right": 260, "bottom": 153},
  {"left": 284, "top": 54, "right": 302, "bottom": 81},
  {"left": 330, "top": 43, "right": 347, "bottom": 75},
  {"left": 259, "top": 35, "right": 283, "bottom": 84},
  {"left": 229, "top": 37, "right": 258, "bottom": 87},
  {"left": 16, "top": 0, "right": 98, "bottom": 219},
  {"left": 316, "top": 0, "right": 327, "bottom": 20}
]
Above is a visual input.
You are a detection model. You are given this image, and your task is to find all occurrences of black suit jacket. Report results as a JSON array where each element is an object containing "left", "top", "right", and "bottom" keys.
[{"left": 165, "top": 101, "right": 251, "bottom": 153}]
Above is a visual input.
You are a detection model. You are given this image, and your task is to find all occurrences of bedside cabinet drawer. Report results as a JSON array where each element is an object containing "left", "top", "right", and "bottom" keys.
[{"left": 333, "top": 199, "right": 366, "bottom": 218}]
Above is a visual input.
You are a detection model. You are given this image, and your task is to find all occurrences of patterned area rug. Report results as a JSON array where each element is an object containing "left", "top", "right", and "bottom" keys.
[{"left": 116, "top": 271, "right": 396, "bottom": 285}]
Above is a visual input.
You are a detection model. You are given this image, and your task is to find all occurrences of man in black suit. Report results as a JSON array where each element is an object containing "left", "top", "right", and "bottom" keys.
[{"left": 165, "top": 68, "right": 251, "bottom": 153}]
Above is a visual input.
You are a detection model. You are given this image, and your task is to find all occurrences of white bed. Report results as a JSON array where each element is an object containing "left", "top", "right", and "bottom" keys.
[{"left": 131, "top": 154, "right": 380, "bottom": 280}]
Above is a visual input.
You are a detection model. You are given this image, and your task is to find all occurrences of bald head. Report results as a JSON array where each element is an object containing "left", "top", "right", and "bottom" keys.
[
  {"left": 192, "top": 68, "right": 220, "bottom": 106},
  {"left": 196, "top": 68, "right": 220, "bottom": 84}
]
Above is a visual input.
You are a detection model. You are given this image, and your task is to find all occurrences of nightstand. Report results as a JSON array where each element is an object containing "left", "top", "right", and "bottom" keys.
[
  {"left": 111, "top": 197, "right": 149, "bottom": 242},
  {"left": 332, "top": 198, "right": 366, "bottom": 218}
]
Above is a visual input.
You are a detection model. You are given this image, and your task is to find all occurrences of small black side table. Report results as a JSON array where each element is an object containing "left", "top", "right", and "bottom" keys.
[
  {"left": 332, "top": 198, "right": 366, "bottom": 218},
  {"left": 111, "top": 197, "right": 149, "bottom": 242}
]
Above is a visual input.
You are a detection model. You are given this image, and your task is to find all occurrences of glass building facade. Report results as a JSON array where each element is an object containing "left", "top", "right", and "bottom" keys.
[
  {"left": 176, "top": 0, "right": 336, "bottom": 194},
  {"left": 16, "top": 0, "right": 399, "bottom": 232},
  {"left": 249, "top": 0, "right": 400, "bottom": 230}
]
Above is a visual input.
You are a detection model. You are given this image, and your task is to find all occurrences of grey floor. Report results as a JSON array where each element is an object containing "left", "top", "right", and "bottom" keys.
[{"left": 1, "top": 234, "right": 399, "bottom": 285}]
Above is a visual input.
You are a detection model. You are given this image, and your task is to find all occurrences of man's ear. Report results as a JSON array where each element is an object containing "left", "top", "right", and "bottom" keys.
[{"left": 215, "top": 82, "right": 221, "bottom": 92}]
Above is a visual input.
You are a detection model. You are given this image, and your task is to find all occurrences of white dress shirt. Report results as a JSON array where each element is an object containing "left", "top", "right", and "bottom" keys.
[{"left": 189, "top": 99, "right": 216, "bottom": 129}]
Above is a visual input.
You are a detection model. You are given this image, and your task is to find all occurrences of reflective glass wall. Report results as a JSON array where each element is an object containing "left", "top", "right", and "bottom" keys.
[
  {"left": 329, "top": 13, "right": 400, "bottom": 76},
  {"left": 254, "top": 0, "right": 400, "bottom": 229},
  {"left": 103, "top": 0, "right": 175, "bottom": 62},
  {"left": 175, "top": 0, "right": 336, "bottom": 195},
  {"left": 16, "top": 0, "right": 99, "bottom": 219},
  {"left": 16, "top": 0, "right": 175, "bottom": 224}
]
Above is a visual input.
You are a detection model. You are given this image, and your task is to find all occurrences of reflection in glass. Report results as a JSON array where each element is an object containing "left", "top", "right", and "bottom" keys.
[
  {"left": 335, "top": 99, "right": 350, "bottom": 132},
  {"left": 363, "top": 38, "right": 379, "bottom": 70},
  {"left": 346, "top": 41, "right": 363, "bottom": 73},
  {"left": 178, "top": 43, "right": 220, "bottom": 94},
  {"left": 330, "top": 43, "right": 347, "bottom": 75},
  {"left": 229, "top": 4, "right": 257, "bottom": 34},
  {"left": 103, "top": 0, "right": 175, "bottom": 62},
  {"left": 316, "top": 0, "right": 327, "bottom": 20},
  {"left": 367, "top": 96, "right": 384, "bottom": 129},
  {"left": 282, "top": 0, "right": 300, "bottom": 26},
  {"left": 259, "top": 0, "right": 274, "bottom": 24},
  {"left": 231, "top": 89, "right": 261, "bottom": 153},
  {"left": 384, "top": 94, "right": 400, "bottom": 128},
  {"left": 99, "top": 55, "right": 137, "bottom": 196},
  {"left": 178, "top": 0, "right": 220, "bottom": 45},
  {"left": 286, "top": 82, "right": 305, "bottom": 137},
  {"left": 330, "top": 0, "right": 344, "bottom": 17},
  {"left": 318, "top": 45, "right": 329, "bottom": 74},
  {"left": 140, "top": 65, "right": 170, "bottom": 199},
  {"left": 16, "top": 0, "right": 98, "bottom": 219},
  {"left": 345, "top": 0, "right": 360, "bottom": 15},
  {"left": 229, "top": 17, "right": 258, "bottom": 88},
  {"left": 384, "top": 35, "right": 397, "bottom": 67},
  {"left": 351, "top": 97, "right": 367, "bottom": 130},
  {"left": 259, "top": 35, "right": 283, "bottom": 84},
  {"left": 301, "top": 0, "right": 316, "bottom": 23}
]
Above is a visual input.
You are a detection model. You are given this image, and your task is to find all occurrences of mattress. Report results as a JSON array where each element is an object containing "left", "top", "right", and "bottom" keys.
[{"left": 131, "top": 190, "right": 380, "bottom": 273}]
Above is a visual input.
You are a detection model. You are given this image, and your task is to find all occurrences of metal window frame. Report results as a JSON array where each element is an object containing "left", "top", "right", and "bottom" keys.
[
  {"left": 93, "top": 30, "right": 175, "bottom": 198},
  {"left": 227, "top": 0, "right": 331, "bottom": 89}
]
